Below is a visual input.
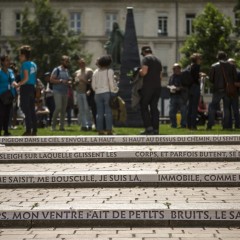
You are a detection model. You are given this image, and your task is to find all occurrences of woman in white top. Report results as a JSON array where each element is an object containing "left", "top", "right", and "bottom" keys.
[{"left": 92, "top": 55, "right": 118, "bottom": 135}]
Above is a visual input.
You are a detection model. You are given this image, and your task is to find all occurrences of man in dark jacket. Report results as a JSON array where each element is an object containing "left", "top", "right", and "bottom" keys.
[
  {"left": 139, "top": 46, "right": 162, "bottom": 135},
  {"left": 207, "top": 51, "right": 238, "bottom": 130}
]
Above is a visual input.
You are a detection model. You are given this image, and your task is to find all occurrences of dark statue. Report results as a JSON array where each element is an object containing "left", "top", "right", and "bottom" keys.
[{"left": 104, "top": 22, "right": 124, "bottom": 69}]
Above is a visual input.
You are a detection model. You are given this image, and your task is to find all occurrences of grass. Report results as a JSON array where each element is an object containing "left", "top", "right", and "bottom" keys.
[{"left": 8, "top": 123, "right": 240, "bottom": 136}]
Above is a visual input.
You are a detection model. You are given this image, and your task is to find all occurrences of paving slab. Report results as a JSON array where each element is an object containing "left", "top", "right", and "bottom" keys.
[
  {"left": 1, "top": 227, "right": 240, "bottom": 240},
  {"left": 0, "top": 145, "right": 240, "bottom": 163}
]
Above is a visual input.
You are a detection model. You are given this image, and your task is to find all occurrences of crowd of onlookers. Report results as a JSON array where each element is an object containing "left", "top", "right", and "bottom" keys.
[
  {"left": 167, "top": 51, "right": 240, "bottom": 131},
  {"left": 0, "top": 46, "right": 119, "bottom": 136},
  {"left": 1, "top": 45, "right": 240, "bottom": 137}
]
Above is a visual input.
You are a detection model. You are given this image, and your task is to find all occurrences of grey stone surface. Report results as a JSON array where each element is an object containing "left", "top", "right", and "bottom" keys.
[
  {"left": 1, "top": 227, "right": 240, "bottom": 240},
  {"left": 1, "top": 135, "right": 240, "bottom": 230},
  {"left": 1, "top": 135, "right": 240, "bottom": 146},
  {"left": 0, "top": 145, "right": 240, "bottom": 163}
]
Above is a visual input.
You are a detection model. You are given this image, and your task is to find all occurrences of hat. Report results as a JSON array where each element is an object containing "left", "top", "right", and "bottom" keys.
[
  {"left": 172, "top": 63, "right": 181, "bottom": 69},
  {"left": 141, "top": 46, "right": 152, "bottom": 56}
]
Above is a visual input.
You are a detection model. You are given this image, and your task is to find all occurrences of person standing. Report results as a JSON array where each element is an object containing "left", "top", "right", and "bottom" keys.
[
  {"left": 168, "top": 63, "right": 187, "bottom": 128},
  {"left": 0, "top": 55, "right": 16, "bottom": 136},
  {"left": 91, "top": 55, "right": 118, "bottom": 135},
  {"left": 207, "top": 51, "right": 238, "bottom": 130},
  {"left": 187, "top": 53, "right": 202, "bottom": 130},
  {"left": 73, "top": 58, "right": 93, "bottom": 131},
  {"left": 50, "top": 55, "right": 71, "bottom": 131},
  {"left": 227, "top": 58, "right": 240, "bottom": 129},
  {"left": 44, "top": 72, "right": 55, "bottom": 126},
  {"left": 13, "top": 45, "right": 37, "bottom": 136},
  {"left": 139, "top": 46, "right": 162, "bottom": 135}
]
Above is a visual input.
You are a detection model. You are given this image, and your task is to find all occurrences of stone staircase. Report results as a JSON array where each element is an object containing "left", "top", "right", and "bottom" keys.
[{"left": 0, "top": 135, "right": 240, "bottom": 237}]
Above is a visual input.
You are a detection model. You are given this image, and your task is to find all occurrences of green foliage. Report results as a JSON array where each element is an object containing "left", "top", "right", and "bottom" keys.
[
  {"left": 233, "top": 0, "right": 240, "bottom": 66},
  {"left": 180, "top": 3, "right": 234, "bottom": 73},
  {"left": 12, "top": 0, "right": 91, "bottom": 79},
  {"left": 10, "top": 124, "right": 239, "bottom": 136}
]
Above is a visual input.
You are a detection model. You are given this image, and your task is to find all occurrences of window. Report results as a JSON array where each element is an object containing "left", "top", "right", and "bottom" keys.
[
  {"left": 186, "top": 14, "right": 195, "bottom": 35},
  {"left": 158, "top": 16, "right": 168, "bottom": 36},
  {"left": 70, "top": 12, "right": 81, "bottom": 33},
  {"left": 105, "top": 13, "right": 117, "bottom": 36},
  {"left": 15, "top": 12, "right": 23, "bottom": 35}
]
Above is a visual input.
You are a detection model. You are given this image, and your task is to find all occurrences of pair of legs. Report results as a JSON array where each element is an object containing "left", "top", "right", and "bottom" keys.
[
  {"left": 94, "top": 92, "right": 113, "bottom": 133},
  {"left": 20, "top": 85, "right": 37, "bottom": 135},
  {"left": 140, "top": 87, "right": 161, "bottom": 134},
  {"left": 207, "top": 90, "right": 231, "bottom": 129},
  {"left": 187, "top": 84, "right": 200, "bottom": 129},
  {"left": 169, "top": 94, "right": 187, "bottom": 128},
  {"left": 0, "top": 100, "right": 12, "bottom": 136},
  {"left": 77, "top": 93, "right": 92, "bottom": 129},
  {"left": 52, "top": 92, "right": 68, "bottom": 130}
]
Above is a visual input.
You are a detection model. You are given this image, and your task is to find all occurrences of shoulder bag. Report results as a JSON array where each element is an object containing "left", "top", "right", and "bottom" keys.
[{"left": 220, "top": 63, "right": 237, "bottom": 98}]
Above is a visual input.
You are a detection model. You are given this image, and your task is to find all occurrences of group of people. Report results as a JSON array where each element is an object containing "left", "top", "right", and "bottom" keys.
[
  {"left": 0, "top": 45, "right": 119, "bottom": 136},
  {"left": 168, "top": 51, "right": 240, "bottom": 131},
  {"left": 1, "top": 44, "right": 240, "bottom": 137}
]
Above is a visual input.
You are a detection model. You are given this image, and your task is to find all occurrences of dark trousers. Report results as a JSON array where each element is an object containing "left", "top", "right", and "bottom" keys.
[
  {"left": 229, "top": 96, "right": 240, "bottom": 128},
  {"left": 207, "top": 90, "right": 231, "bottom": 129},
  {"left": 20, "top": 85, "right": 37, "bottom": 133},
  {"left": 0, "top": 100, "right": 11, "bottom": 134},
  {"left": 169, "top": 94, "right": 187, "bottom": 128},
  {"left": 187, "top": 84, "right": 200, "bottom": 128},
  {"left": 140, "top": 87, "right": 161, "bottom": 130},
  {"left": 45, "top": 96, "right": 55, "bottom": 126}
]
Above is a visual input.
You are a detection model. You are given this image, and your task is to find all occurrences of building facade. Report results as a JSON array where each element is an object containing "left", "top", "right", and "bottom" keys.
[{"left": 0, "top": 0, "right": 237, "bottom": 73}]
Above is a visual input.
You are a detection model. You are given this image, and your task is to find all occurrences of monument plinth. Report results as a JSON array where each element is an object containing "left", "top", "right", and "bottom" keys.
[{"left": 119, "top": 7, "right": 143, "bottom": 127}]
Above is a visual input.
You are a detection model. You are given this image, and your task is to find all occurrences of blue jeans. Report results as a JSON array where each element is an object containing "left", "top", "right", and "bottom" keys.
[
  {"left": 77, "top": 93, "right": 92, "bottom": 128},
  {"left": 187, "top": 84, "right": 200, "bottom": 128},
  {"left": 207, "top": 90, "right": 231, "bottom": 129},
  {"left": 52, "top": 92, "right": 68, "bottom": 129},
  {"left": 95, "top": 92, "right": 113, "bottom": 131},
  {"left": 169, "top": 94, "right": 187, "bottom": 128}
]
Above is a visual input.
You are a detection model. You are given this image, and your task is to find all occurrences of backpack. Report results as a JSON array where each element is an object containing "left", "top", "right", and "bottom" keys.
[{"left": 181, "top": 65, "right": 193, "bottom": 87}]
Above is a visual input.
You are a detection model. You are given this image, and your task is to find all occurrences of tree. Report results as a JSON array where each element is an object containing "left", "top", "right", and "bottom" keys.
[
  {"left": 233, "top": 0, "right": 240, "bottom": 64},
  {"left": 12, "top": 0, "right": 91, "bottom": 78},
  {"left": 180, "top": 3, "right": 234, "bottom": 72}
]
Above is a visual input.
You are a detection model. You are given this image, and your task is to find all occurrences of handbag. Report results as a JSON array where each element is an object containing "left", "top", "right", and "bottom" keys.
[
  {"left": 220, "top": 63, "right": 237, "bottom": 98},
  {"left": 109, "top": 94, "right": 119, "bottom": 109},
  {"left": 0, "top": 72, "right": 14, "bottom": 105}
]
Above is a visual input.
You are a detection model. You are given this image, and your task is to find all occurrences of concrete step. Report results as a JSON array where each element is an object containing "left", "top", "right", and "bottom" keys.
[
  {"left": 0, "top": 187, "right": 240, "bottom": 227},
  {"left": 0, "top": 135, "right": 240, "bottom": 146},
  {"left": 0, "top": 145, "right": 240, "bottom": 163},
  {"left": 0, "top": 162, "right": 240, "bottom": 187}
]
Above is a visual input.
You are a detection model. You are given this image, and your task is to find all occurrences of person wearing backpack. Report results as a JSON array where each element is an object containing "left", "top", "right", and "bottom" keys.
[
  {"left": 187, "top": 53, "right": 202, "bottom": 130},
  {"left": 50, "top": 55, "right": 72, "bottom": 131}
]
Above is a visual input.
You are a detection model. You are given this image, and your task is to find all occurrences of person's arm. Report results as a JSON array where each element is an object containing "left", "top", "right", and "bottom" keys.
[
  {"left": 50, "top": 68, "right": 61, "bottom": 84},
  {"left": 13, "top": 69, "right": 28, "bottom": 88},
  {"left": 108, "top": 69, "right": 118, "bottom": 93},
  {"left": 139, "top": 65, "right": 148, "bottom": 77}
]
